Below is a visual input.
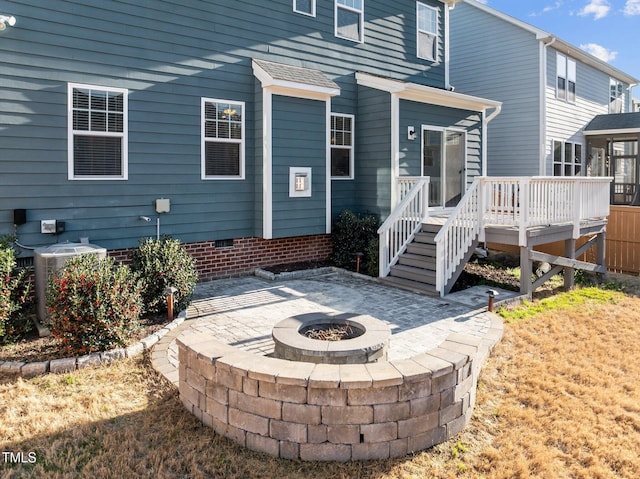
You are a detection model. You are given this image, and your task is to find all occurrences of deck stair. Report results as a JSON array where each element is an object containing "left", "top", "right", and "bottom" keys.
[{"left": 383, "top": 223, "right": 440, "bottom": 295}]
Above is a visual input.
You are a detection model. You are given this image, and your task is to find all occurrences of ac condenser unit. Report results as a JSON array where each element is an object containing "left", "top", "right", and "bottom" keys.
[{"left": 34, "top": 243, "right": 107, "bottom": 326}]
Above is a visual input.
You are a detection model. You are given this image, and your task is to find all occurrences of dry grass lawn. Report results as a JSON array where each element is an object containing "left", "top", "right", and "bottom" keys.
[{"left": 2, "top": 281, "right": 640, "bottom": 478}]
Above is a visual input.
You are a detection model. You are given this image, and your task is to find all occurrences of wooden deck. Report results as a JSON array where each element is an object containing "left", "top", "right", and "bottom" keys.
[{"left": 379, "top": 176, "right": 612, "bottom": 298}]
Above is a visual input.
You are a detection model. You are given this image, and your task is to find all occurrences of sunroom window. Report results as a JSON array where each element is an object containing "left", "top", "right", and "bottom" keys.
[{"left": 202, "top": 99, "right": 245, "bottom": 179}]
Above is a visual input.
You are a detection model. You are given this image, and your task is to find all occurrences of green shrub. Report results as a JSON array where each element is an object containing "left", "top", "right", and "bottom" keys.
[
  {"left": 0, "top": 242, "right": 33, "bottom": 342},
  {"left": 131, "top": 237, "right": 198, "bottom": 315},
  {"left": 47, "top": 254, "right": 143, "bottom": 356},
  {"left": 331, "top": 210, "right": 380, "bottom": 275}
]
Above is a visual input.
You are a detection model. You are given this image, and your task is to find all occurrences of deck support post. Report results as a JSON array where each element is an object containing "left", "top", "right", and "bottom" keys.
[
  {"left": 596, "top": 231, "right": 606, "bottom": 283},
  {"left": 520, "top": 245, "right": 533, "bottom": 298},
  {"left": 564, "top": 238, "right": 576, "bottom": 290}
]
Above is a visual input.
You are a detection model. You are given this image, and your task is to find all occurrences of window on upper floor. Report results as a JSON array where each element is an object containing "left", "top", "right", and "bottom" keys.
[
  {"left": 553, "top": 139, "right": 582, "bottom": 176},
  {"left": 201, "top": 98, "right": 245, "bottom": 179},
  {"left": 556, "top": 54, "right": 576, "bottom": 103},
  {"left": 294, "top": 0, "right": 315, "bottom": 16},
  {"left": 331, "top": 113, "right": 354, "bottom": 179},
  {"left": 68, "top": 83, "right": 128, "bottom": 180},
  {"left": 417, "top": 2, "right": 438, "bottom": 62},
  {"left": 610, "top": 78, "right": 625, "bottom": 113},
  {"left": 335, "top": 0, "right": 364, "bottom": 43}
]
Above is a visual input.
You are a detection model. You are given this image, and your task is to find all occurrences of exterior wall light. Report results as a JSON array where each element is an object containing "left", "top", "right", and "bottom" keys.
[{"left": 0, "top": 15, "right": 16, "bottom": 31}]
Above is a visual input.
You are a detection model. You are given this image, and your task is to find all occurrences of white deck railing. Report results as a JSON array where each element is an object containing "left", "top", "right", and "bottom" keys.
[
  {"left": 433, "top": 176, "right": 612, "bottom": 295},
  {"left": 434, "top": 179, "right": 482, "bottom": 294},
  {"left": 379, "top": 176, "right": 611, "bottom": 297},
  {"left": 378, "top": 178, "right": 430, "bottom": 277}
]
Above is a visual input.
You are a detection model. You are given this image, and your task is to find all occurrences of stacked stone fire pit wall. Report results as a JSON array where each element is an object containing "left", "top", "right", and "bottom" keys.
[{"left": 177, "top": 316, "right": 502, "bottom": 461}]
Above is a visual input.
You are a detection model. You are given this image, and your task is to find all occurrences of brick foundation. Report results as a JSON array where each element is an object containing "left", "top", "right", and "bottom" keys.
[{"left": 108, "top": 234, "right": 332, "bottom": 282}]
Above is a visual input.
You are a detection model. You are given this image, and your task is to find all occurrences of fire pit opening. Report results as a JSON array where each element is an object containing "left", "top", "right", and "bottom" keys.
[
  {"left": 300, "top": 322, "right": 365, "bottom": 341},
  {"left": 272, "top": 312, "right": 390, "bottom": 364}
]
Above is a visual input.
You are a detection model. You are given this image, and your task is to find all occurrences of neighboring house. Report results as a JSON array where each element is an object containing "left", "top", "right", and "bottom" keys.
[
  {"left": 633, "top": 98, "right": 640, "bottom": 112},
  {"left": 449, "top": 0, "right": 638, "bottom": 186},
  {"left": 0, "top": 0, "right": 503, "bottom": 280}
]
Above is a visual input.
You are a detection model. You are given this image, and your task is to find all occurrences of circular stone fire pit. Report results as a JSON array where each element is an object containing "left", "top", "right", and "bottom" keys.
[{"left": 272, "top": 312, "right": 391, "bottom": 364}]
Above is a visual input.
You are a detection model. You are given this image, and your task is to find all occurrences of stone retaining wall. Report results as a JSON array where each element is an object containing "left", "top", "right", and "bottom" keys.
[{"left": 177, "top": 316, "right": 502, "bottom": 461}]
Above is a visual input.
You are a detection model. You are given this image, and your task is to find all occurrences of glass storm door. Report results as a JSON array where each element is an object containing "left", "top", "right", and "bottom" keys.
[{"left": 422, "top": 128, "right": 465, "bottom": 208}]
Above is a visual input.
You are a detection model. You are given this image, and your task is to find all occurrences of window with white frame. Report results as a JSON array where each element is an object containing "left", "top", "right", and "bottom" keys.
[
  {"left": 202, "top": 99, "right": 244, "bottom": 179},
  {"left": 610, "top": 78, "right": 624, "bottom": 113},
  {"left": 68, "top": 83, "right": 127, "bottom": 180},
  {"left": 553, "top": 139, "right": 582, "bottom": 176},
  {"left": 294, "top": 0, "right": 315, "bottom": 16},
  {"left": 331, "top": 113, "right": 354, "bottom": 178},
  {"left": 417, "top": 2, "right": 438, "bottom": 62},
  {"left": 335, "top": 0, "right": 364, "bottom": 43},
  {"left": 556, "top": 54, "right": 576, "bottom": 103}
]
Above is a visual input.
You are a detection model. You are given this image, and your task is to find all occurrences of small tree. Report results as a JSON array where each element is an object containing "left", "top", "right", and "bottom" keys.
[
  {"left": 47, "top": 254, "right": 143, "bottom": 355},
  {"left": 131, "top": 237, "right": 198, "bottom": 315}
]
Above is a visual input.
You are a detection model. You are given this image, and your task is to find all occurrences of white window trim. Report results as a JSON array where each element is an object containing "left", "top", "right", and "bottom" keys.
[
  {"left": 609, "top": 78, "right": 624, "bottom": 114},
  {"left": 420, "top": 125, "right": 468, "bottom": 207},
  {"left": 552, "top": 139, "right": 582, "bottom": 176},
  {"left": 200, "top": 97, "right": 245, "bottom": 180},
  {"left": 555, "top": 54, "right": 577, "bottom": 103},
  {"left": 335, "top": 0, "right": 364, "bottom": 43},
  {"left": 417, "top": 2, "right": 439, "bottom": 63},
  {"left": 294, "top": 0, "right": 316, "bottom": 16},
  {"left": 331, "top": 113, "right": 355, "bottom": 180},
  {"left": 67, "top": 82, "right": 128, "bottom": 181},
  {"left": 567, "top": 58, "right": 576, "bottom": 103}
]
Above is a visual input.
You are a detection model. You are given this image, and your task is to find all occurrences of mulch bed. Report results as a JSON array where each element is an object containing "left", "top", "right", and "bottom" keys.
[{"left": 0, "top": 313, "right": 170, "bottom": 364}]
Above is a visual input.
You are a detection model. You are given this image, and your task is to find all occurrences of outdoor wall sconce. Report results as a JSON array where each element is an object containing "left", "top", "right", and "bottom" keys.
[
  {"left": 289, "top": 167, "right": 312, "bottom": 197},
  {"left": 0, "top": 15, "right": 16, "bottom": 31},
  {"left": 407, "top": 126, "right": 416, "bottom": 140}
]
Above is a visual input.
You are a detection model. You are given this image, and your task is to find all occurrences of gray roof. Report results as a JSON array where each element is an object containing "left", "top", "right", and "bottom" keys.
[
  {"left": 253, "top": 59, "right": 339, "bottom": 90},
  {"left": 584, "top": 112, "right": 640, "bottom": 133}
]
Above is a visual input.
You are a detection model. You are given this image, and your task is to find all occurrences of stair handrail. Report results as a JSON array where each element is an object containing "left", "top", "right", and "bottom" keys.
[
  {"left": 434, "top": 178, "right": 482, "bottom": 296},
  {"left": 378, "top": 177, "right": 430, "bottom": 277}
]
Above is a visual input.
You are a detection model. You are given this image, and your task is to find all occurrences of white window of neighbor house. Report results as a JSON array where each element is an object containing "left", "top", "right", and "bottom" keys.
[
  {"left": 294, "top": 0, "right": 316, "bottom": 16},
  {"left": 331, "top": 113, "right": 354, "bottom": 179},
  {"left": 417, "top": 2, "right": 438, "bottom": 62},
  {"left": 201, "top": 98, "right": 245, "bottom": 179},
  {"left": 556, "top": 53, "right": 567, "bottom": 101},
  {"left": 335, "top": 0, "right": 364, "bottom": 43},
  {"left": 68, "top": 83, "right": 128, "bottom": 180},
  {"left": 553, "top": 139, "right": 582, "bottom": 176},
  {"left": 610, "top": 78, "right": 625, "bottom": 113},
  {"left": 567, "top": 58, "right": 576, "bottom": 103}
]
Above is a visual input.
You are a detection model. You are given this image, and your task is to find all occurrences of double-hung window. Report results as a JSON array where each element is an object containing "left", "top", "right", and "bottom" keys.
[
  {"left": 610, "top": 78, "right": 624, "bottom": 113},
  {"left": 201, "top": 98, "right": 245, "bottom": 179},
  {"left": 556, "top": 54, "right": 576, "bottom": 103},
  {"left": 335, "top": 0, "right": 364, "bottom": 43},
  {"left": 553, "top": 139, "right": 582, "bottom": 176},
  {"left": 68, "top": 83, "right": 127, "bottom": 180},
  {"left": 294, "top": 0, "right": 315, "bottom": 16},
  {"left": 417, "top": 2, "right": 438, "bottom": 62},
  {"left": 331, "top": 113, "right": 354, "bottom": 179}
]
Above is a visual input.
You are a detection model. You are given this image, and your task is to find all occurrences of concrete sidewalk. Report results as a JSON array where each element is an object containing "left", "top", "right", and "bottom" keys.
[{"left": 151, "top": 271, "right": 519, "bottom": 385}]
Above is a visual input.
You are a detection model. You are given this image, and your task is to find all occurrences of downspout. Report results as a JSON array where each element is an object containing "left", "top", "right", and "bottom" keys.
[
  {"left": 481, "top": 104, "right": 502, "bottom": 176},
  {"left": 540, "top": 36, "right": 557, "bottom": 175}
]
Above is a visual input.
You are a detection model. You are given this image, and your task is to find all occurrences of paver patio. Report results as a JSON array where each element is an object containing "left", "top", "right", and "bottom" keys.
[{"left": 152, "top": 270, "right": 519, "bottom": 385}]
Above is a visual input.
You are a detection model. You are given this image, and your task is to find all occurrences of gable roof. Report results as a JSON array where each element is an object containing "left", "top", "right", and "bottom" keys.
[{"left": 462, "top": 0, "right": 639, "bottom": 86}]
